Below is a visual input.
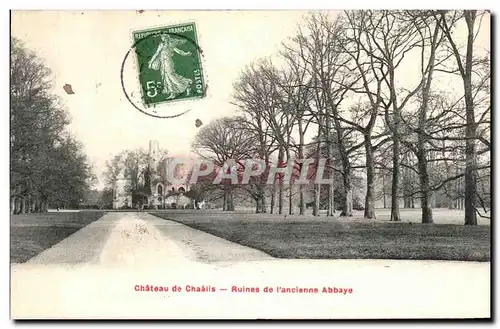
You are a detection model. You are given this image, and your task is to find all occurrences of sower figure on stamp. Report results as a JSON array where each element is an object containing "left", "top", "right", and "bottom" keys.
[{"left": 148, "top": 34, "right": 192, "bottom": 99}]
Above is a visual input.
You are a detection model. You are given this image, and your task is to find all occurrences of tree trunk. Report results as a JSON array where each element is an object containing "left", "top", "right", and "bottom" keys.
[
  {"left": 277, "top": 183, "right": 283, "bottom": 214},
  {"left": 14, "top": 196, "right": 20, "bottom": 214},
  {"left": 226, "top": 190, "right": 234, "bottom": 211},
  {"left": 387, "top": 53, "right": 402, "bottom": 222},
  {"left": 364, "top": 134, "right": 376, "bottom": 219},
  {"left": 299, "top": 185, "right": 305, "bottom": 216},
  {"left": 299, "top": 164, "right": 306, "bottom": 216},
  {"left": 391, "top": 138, "right": 401, "bottom": 221},
  {"left": 455, "top": 169, "right": 461, "bottom": 209},
  {"left": 328, "top": 183, "right": 334, "bottom": 216},
  {"left": 270, "top": 186, "right": 275, "bottom": 214},
  {"left": 463, "top": 11, "right": 478, "bottom": 226},
  {"left": 286, "top": 150, "right": 293, "bottom": 215},
  {"left": 27, "top": 193, "right": 32, "bottom": 214},
  {"left": 325, "top": 105, "right": 334, "bottom": 217},
  {"left": 223, "top": 190, "right": 227, "bottom": 211},
  {"left": 417, "top": 133, "right": 434, "bottom": 224},
  {"left": 278, "top": 148, "right": 284, "bottom": 215},
  {"left": 20, "top": 196, "right": 26, "bottom": 214},
  {"left": 298, "top": 123, "right": 305, "bottom": 216},
  {"left": 341, "top": 173, "right": 353, "bottom": 217},
  {"left": 31, "top": 195, "right": 36, "bottom": 213},
  {"left": 255, "top": 196, "right": 261, "bottom": 213},
  {"left": 313, "top": 184, "right": 320, "bottom": 216},
  {"left": 464, "top": 118, "right": 477, "bottom": 224},
  {"left": 255, "top": 187, "right": 265, "bottom": 213},
  {"left": 440, "top": 10, "right": 478, "bottom": 224},
  {"left": 10, "top": 196, "right": 15, "bottom": 215},
  {"left": 418, "top": 154, "right": 433, "bottom": 223},
  {"left": 299, "top": 135, "right": 309, "bottom": 216},
  {"left": 444, "top": 143, "right": 454, "bottom": 210},
  {"left": 313, "top": 124, "right": 322, "bottom": 217},
  {"left": 261, "top": 190, "right": 267, "bottom": 213},
  {"left": 326, "top": 152, "right": 334, "bottom": 216},
  {"left": 416, "top": 16, "right": 439, "bottom": 224},
  {"left": 382, "top": 175, "right": 387, "bottom": 209}
]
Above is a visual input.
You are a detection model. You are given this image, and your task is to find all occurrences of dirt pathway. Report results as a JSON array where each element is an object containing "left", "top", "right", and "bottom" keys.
[
  {"left": 27, "top": 212, "right": 272, "bottom": 266},
  {"left": 97, "top": 213, "right": 192, "bottom": 266},
  {"left": 140, "top": 212, "right": 275, "bottom": 263}
]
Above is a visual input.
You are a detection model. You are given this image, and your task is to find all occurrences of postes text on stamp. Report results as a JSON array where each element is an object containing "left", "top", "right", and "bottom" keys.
[{"left": 132, "top": 23, "right": 205, "bottom": 107}]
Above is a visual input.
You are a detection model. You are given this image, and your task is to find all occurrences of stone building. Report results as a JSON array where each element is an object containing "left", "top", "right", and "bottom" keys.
[{"left": 112, "top": 140, "right": 191, "bottom": 209}]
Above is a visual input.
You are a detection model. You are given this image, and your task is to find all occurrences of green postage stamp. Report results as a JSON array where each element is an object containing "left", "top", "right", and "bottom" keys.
[{"left": 132, "top": 22, "right": 205, "bottom": 107}]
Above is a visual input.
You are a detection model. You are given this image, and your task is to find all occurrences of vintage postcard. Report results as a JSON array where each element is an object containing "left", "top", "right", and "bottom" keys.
[{"left": 9, "top": 10, "right": 491, "bottom": 320}]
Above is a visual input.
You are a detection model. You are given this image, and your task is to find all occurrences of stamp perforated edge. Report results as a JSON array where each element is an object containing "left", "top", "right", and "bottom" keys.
[{"left": 129, "top": 21, "right": 207, "bottom": 111}]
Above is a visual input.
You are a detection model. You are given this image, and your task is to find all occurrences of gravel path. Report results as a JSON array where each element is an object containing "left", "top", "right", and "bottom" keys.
[
  {"left": 26, "top": 212, "right": 273, "bottom": 266},
  {"left": 97, "top": 213, "right": 193, "bottom": 266},
  {"left": 142, "top": 213, "right": 275, "bottom": 263}
]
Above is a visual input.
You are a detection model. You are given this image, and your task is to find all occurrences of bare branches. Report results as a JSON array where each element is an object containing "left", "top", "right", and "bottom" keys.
[{"left": 192, "top": 10, "right": 491, "bottom": 220}]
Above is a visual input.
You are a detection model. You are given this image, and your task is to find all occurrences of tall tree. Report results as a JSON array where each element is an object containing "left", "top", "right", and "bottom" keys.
[
  {"left": 438, "top": 10, "right": 489, "bottom": 225},
  {"left": 192, "top": 116, "right": 258, "bottom": 211},
  {"left": 292, "top": 13, "right": 358, "bottom": 217},
  {"left": 351, "top": 10, "right": 434, "bottom": 221},
  {"left": 233, "top": 62, "right": 280, "bottom": 213},
  {"left": 10, "top": 37, "right": 93, "bottom": 213}
]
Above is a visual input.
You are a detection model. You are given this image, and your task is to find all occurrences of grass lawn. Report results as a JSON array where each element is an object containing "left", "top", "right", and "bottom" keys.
[
  {"left": 150, "top": 211, "right": 491, "bottom": 262},
  {"left": 10, "top": 211, "right": 106, "bottom": 263}
]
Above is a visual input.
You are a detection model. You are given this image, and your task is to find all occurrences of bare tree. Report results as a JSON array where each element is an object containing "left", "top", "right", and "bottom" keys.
[
  {"left": 192, "top": 116, "right": 258, "bottom": 211},
  {"left": 233, "top": 60, "right": 296, "bottom": 214},
  {"left": 233, "top": 62, "right": 280, "bottom": 213},
  {"left": 388, "top": 11, "right": 449, "bottom": 223},
  {"left": 291, "top": 13, "right": 360, "bottom": 217},
  {"left": 340, "top": 12, "right": 395, "bottom": 219},
  {"left": 276, "top": 46, "right": 315, "bottom": 215},
  {"left": 437, "top": 10, "right": 490, "bottom": 225},
  {"left": 350, "top": 10, "right": 437, "bottom": 221}
]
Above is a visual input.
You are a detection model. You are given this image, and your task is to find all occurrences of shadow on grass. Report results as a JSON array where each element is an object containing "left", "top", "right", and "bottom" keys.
[
  {"left": 10, "top": 211, "right": 106, "bottom": 263},
  {"left": 150, "top": 212, "right": 491, "bottom": 262}
]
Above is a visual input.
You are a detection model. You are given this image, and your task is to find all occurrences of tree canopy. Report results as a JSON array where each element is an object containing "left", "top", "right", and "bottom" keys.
[{"left": 10, "top": 37, "right": 95, "bottom": 213}]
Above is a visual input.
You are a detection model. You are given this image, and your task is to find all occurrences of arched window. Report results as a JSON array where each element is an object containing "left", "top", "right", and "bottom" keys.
[
  {"left": 178, "top": 187, "right": 185, "bottom": 194},
  {"left": 171, "top": 187, "right": 176, "bottom": 192},
  {"left": 157, "top": 184, "right": 163, "bottom": 195}
]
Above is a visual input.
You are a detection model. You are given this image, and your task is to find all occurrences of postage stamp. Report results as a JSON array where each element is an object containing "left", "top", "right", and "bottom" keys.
[{"left": 132, "top": 22, "right": 205, "bottom": 107}]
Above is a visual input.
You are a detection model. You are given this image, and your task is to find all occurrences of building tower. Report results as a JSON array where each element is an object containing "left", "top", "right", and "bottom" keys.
[
  {"left": 147, "top": 140, "right": 192, "bottom": 209},
  {"left": 149, "top": 140, "right": 160, "bottom": 172}
]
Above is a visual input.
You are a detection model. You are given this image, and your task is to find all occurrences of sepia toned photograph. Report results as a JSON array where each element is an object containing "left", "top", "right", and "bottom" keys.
[{"left": 9, "top": 9, "right": 491, "bottom": 319}]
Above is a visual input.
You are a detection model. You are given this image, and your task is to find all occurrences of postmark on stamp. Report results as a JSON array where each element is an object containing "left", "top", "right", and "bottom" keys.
[{"left": 132, "top": 22, "right": 205, "bottom": 108}]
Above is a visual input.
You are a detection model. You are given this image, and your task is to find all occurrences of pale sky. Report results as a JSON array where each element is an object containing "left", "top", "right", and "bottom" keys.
[
  {"left": 11, "top": 10, "right": 489, "bottom": 188},
  {"left": 11, "top": 10, "right": 314, "bottom": 187}
]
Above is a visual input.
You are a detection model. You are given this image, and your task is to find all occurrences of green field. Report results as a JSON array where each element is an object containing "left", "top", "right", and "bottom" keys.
[
  {"left": 10, "top": 211, "right": 106, "bottom": 263},
  {"left": 150, "top": 210, "right": 491, "bottom": 262}
]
